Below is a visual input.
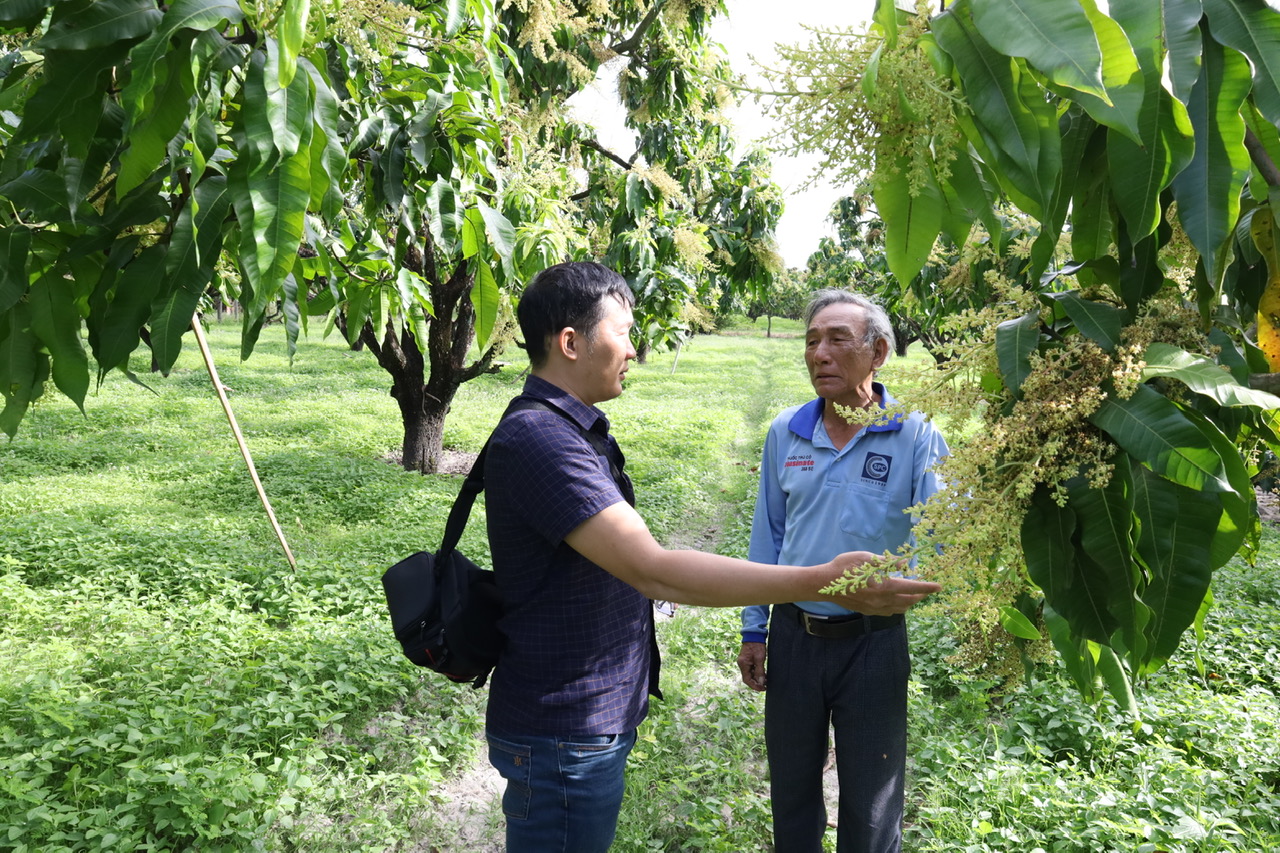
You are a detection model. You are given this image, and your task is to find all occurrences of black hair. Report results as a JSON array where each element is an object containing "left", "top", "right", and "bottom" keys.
[{"left": 518, "top": 262, "right": 634, "bottom": 368}]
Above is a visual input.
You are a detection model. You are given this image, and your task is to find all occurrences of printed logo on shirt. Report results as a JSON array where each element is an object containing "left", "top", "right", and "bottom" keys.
[
  {"left": 861, "top": 452, "right": 892, "bottom": 484},
  {"left": 784, "top": 454, "right": 815, "bottom": 471}
]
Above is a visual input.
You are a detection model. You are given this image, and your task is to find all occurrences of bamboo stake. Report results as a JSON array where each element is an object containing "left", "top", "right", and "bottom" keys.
[{"left": 191, "top": 314, "right": 298, "bottom": 571}]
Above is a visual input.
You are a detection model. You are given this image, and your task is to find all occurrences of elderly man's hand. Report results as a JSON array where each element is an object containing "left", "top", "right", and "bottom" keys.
[
  {"left": 737, "top": 642, "right": 767, "bottom": 691},
  {"left": 824, "top": 551, "right": 942, "bottom": 615}
]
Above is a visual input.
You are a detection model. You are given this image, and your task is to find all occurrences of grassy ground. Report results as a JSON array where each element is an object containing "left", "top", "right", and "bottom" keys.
[{"left": 1, "top": 316, "right": 1278, "bottom": 851}]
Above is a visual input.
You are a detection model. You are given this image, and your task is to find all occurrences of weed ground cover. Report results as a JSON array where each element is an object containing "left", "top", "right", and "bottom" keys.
[{"left": 1, "top": 318, "right": 1278, "bottom": 851}]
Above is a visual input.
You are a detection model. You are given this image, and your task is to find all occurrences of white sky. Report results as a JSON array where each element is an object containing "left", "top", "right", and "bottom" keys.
[{"left": 569, "top": 0, "right": 877, "bottom": 268}]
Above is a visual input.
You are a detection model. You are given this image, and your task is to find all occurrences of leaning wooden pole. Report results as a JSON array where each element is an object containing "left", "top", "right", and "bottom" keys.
[{"left": 191, "top": 314, "right": 298, "bottom": 571}]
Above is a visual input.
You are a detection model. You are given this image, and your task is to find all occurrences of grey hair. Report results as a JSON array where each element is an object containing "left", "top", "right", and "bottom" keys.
[{"left": 803, "top": 289, "right": 896, "bottom": 355}]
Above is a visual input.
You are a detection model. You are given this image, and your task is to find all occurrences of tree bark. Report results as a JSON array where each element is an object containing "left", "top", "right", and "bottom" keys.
[{"left": 1250, "top": 373, "right": 1280, "bottom": 394}]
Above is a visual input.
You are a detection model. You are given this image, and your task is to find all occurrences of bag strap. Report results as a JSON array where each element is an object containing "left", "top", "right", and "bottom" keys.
[{"left": 436, "top": 396, "right": 627, "bottom": 561}]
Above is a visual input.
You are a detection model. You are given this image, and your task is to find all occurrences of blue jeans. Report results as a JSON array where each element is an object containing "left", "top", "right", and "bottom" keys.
[{"left": 486, "top": 728, "right": 637, "bottom": 852}]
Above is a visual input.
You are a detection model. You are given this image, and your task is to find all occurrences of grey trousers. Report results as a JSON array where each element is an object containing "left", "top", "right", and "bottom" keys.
[{"left": 764, "top": 608, "right": 910, "bottom": 853}]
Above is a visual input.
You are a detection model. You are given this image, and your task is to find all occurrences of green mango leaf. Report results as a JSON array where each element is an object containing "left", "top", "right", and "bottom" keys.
[
  {"left": 379, "top": 126, "right": 407, "bottom": 211},
  {"left": 1023, "top": 485, "right": 1118, "bottom": 644},
  {"left": 1042, "top": 604, "right": 1097, "bottom": 698},
  {"left": 1051, "top": 0, "right": 1143, "bottom": 143},
  {"left": 1048, "top": 291, "right": 1124, "bottom": 351},
  {"left": 118, "top": 41, "right": 196, "bottom": 197},
  {"left": 0, "top": 0, "right": 52, "bottom": 27},
  {"left": 1093, "top": 643, "right": 1140, "bottom": 722},
  {"left": 1203, "top": 0, "right": 1280, "bottom": 128},
  {"left": 933, "top": 8, "right": 1055, "bottom": 219},
  {"left": 999, "top": 605, "right": 1043, "bottom": 640},
  {"left": 625, "top": 172, "right": 650, "bottom": 220},
  {"left": 238, "top": 53, "right": 277, "bottom": 168},
  {"left": 14, "top": 41, "right": 126, "bottom": 148},
  {"left": 1067, "top": 465, "right": 1146, "bottom": 662},
  {"left": 1170, "top": 30, "right": 1252, "bottom": 293},
  {"left": 27, "top": 272, "right": 89, "bottom": 410},
  {"left": 471, "top": 259, "right": 500, "bottom": 349},
  {"left": 0, "top": 308, "right": 49, "bottom": 438},
  {"left": 161, "top": 0, "right": 242, "bottom": 33},
  {"left": 1028, "top": 106, "right": 1094, "bottom": 279},
  {"left": 395, "top": 267, "right": 432, "bottom": 317},
  {"left": 477, "top": 199, "right": 517, "bottom": 279},
  {"left": 0, "top": 168, "right": 69, "bottom": 221},
  {"left": 969, "top": 0, "right": 1109, "bottom": 101},
  {"left": 281, "top": 272, "right": 300, "bottom": 360},
  {"left": 343, "top": 284, "right": 372, "bottom": 347},
  {"left": 303, "top": 59, "right": 346, "bottom": 219},
  {"left": 995, "top": 310, "right": 1039, "bottom": 394},
  {"left": 444, "top": 0, "right": 464, "bottom": 37},
  {"left": 1178, "top": 403, "right": 1255, "bottom": 569},
  {"left": 64, "top": 146, "right": 105, "bottom": 220},
  {"left": 426, "top": 180, "right": 461, "bottom": 253},
  {"left": 936, "top": 144, "right": 998, "bottom": 243},
  {"left": 1105, "top": 0, "right": 1195, "bottom": 239},
  {"left": 873, "top": 0, "right": 899, "bottom": 48},
  {"left": 244, "top": 145, "right": 312, "bottom": 308},
  {"left": 89, "top": 245, "right": 167, "bottom": 376},
  {"left": 862, "top": 43, "right": 884, "bottom": 99},
  {"left": 1131, "top": 464, "right": 1217, "bottom": 665},
  {"left": 0, "top": 227, "right": 31, "bottom": 314},
  {"left": 873, "top": 165, "right": 942, "bottom": 287},
  {"left": 277, "top": 0, "right": 309, "bottom": 88},
  {"left": 121, "top": 0, "right": 242, "bottom": 136},
  {"left": 1142, "top": 341, "right": 1280, "bottom": 408},
  {"left": 1088, "top": 383, "right": 1233, "bottom": 492},
  {"left": 40, "top": 0, "right": 162, "bottom": 50},
  {"left": 152, "top": 175, "right": 231, "bottom": 373},
  {"left": 461, "top": 207, "right": 484, "bottom": 260},
  {"left": 265, "top": 43, "right": 313, "bottom": 159},
  {"left": 1163, "top": 0, "right": 1205, "bottom": 105},
  {"left": 1071, "top": 130, "right": 1116, "bottom": 267},
  {"left": 1106, "top": 85, "right": 1194, "bottom": 240}
]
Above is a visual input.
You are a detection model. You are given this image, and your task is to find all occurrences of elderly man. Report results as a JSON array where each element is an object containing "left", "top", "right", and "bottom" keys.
[
  {"left": 737, "top": 289, "right": 949, "bottom": 853},
  {"left": 482, "top": 265, "right": 941, "bottom": 852}
]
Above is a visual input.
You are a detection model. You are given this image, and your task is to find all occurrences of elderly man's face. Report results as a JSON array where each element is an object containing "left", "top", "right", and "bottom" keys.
[{"left": 804, "top": 303, "right": 885, "bottom": 403}]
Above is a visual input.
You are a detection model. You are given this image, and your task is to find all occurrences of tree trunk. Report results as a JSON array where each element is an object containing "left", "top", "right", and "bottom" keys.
[
  {"left": 767, "top": 314, "right": 773, "bottom": 338},
  {"left": 397, "top": 380, "right": 451, "bottom": 473},
  {"left": 360, "top": 250, "right": 504, "bottom": 474}
]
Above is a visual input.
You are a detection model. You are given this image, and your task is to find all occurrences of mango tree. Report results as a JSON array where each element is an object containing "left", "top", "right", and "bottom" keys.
[
  {"left": 769, "top": 0, "right": 1280, "bottom": 710},
  {"left": 0, "top": 0, "right": 783, "bottom": 473}
]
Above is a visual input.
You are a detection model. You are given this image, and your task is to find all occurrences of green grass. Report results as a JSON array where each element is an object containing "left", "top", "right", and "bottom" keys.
[{"left": 1, "top": 321, "right": 1278, "bottom": 851}]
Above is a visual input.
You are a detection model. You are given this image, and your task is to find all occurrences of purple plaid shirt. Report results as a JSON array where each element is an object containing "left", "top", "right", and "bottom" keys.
[{"left": 484, "top": 376, "right": 656, "bottom": 736}]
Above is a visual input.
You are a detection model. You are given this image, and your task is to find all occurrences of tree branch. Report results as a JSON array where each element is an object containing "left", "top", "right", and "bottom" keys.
[
  {"left": 1250, "top": 373, "right": 1280, "bottom": 394},
  {"left": 610, "top": 1, "right": 666, "bottom": 56},
  {"left": 581, "top": 138, "right": 637, "bottom": 171},
  {"left": 1245, "top": 126, "right": 1280, "bottom": 189}
]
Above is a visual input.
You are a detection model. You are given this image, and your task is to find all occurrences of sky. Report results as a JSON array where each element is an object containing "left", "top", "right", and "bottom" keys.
[{"left": 568, "top": 0, "right": 877, "bottom": 268}]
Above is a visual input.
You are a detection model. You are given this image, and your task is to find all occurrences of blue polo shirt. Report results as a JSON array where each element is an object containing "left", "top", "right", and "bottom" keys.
[
  {"left": 484, "top": 376, "right": 655, "bottom": 736},
  {"left": 741, "top": 384, "right": 949, "bottom": 642}
]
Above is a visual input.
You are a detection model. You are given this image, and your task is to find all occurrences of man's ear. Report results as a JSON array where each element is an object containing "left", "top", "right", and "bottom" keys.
[
  {"left": 871, "top": 338, "right": 890, "bottom": 369},
  {"left": 554, "top": 326, "right": 580, "bottom": 361}
]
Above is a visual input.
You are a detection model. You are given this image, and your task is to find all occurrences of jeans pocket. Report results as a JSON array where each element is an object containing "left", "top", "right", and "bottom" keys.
[
  {"left": 560, "top": 734, "right": 617, "bottom": 757},
  {"left": 487, "top": 734, "right": 533, "bottom": 820}
]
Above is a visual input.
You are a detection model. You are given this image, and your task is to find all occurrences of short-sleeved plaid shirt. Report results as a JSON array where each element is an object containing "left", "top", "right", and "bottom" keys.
[{"left": 484, "top": 376, "right": 657, "bottom": 737}]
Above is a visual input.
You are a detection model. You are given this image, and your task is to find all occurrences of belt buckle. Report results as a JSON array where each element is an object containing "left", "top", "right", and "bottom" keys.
[{"left": 800, "top": 610, "right": 829, "bottom": 635}]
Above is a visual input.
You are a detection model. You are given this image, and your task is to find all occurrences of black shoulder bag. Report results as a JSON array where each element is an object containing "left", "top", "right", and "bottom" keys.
[{"left": 380, "top": 397, "right": 624, "bottom": 688}]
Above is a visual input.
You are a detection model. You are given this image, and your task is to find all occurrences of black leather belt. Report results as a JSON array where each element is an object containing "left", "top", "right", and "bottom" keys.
[{"left": 778, "top": 602, "right": 903, "bottom": 639}]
